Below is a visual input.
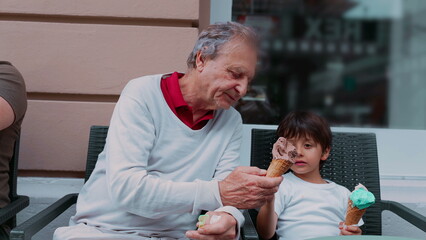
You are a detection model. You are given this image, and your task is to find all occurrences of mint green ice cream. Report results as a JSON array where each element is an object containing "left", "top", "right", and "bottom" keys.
[{"left": 350, "top": 187, "right": 375, "bottom": 209}]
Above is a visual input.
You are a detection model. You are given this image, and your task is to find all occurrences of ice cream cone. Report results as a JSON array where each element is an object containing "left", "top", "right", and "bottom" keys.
[
  {"left": 345, "top": 184, "right": 375, "bottom": 226},
  {"left": 266, "top": 158, "right": 293, "bottom": 177},
  {"left": 345, "top": 200, "right": 367, "bottom": 226}
]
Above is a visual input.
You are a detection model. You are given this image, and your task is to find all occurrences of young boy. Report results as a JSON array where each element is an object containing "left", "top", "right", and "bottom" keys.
[{"left": 257, "top": 111, "right": 362, "bottom": 240}]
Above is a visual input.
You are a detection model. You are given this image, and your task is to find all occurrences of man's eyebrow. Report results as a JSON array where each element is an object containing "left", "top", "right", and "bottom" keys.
[
  {"left": 228, "top": 66, "right": 255, "bottom": 81},
  {"left": 231, "top": 67, "right": 253, "bottom": 77},
  {"left": 228, "top": 66, "right": 245, "bottom": 73}
]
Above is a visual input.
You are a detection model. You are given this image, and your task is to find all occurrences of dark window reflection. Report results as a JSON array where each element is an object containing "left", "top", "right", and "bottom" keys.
[{"left": 232, "top": 0, "right": 391, "bottom": 127}]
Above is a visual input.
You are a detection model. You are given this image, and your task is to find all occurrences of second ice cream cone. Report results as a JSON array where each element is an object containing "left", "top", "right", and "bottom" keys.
[
  {"left": 345, "top": 200, "right": 366, "bottom": 226},
  {"left": 266, "top": 158, "right": 293, "bottom": 177},
  {"left": 344, "top": 184, "right": 375, "bottom": 226}
]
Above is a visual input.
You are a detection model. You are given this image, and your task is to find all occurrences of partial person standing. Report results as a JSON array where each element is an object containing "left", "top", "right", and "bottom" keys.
[
  {"left": 0, "top": 61, "right": 27, "bottom": 238},
  {"left": 54, "top": 22, "right": 282, "bottom": 240}
]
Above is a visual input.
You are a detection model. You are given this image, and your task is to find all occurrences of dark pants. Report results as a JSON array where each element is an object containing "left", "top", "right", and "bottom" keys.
[{"left": 0, "top": 223, "right": 10, "bottom": 240}]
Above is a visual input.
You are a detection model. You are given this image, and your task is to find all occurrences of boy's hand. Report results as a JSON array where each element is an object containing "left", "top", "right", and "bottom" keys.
[{"left": 339, "top": 222, "right": 362, "bottom": 235}]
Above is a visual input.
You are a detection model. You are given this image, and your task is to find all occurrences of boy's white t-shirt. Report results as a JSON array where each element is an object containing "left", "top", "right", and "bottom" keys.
[{"left": 274, "top": 172, "right": 363, "bottom": 240}]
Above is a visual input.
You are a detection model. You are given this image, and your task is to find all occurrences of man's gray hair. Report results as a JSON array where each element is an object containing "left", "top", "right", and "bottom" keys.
[{"left": 187, "top": 22, "right": 258, "bottom": 69}]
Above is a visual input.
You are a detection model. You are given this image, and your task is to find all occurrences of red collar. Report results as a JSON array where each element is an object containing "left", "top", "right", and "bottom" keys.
[{"left": 161, "top": 72, "right": 214, "bottom": 130}]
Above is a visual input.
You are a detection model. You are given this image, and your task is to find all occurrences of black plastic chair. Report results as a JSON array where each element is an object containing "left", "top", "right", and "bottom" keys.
[
  {"left": 10, "top": 126, "right": 108, "bottom": 240},
  {"left": 242, "top": 129, "right": 426, "bottom": 240},
  {"left": 0, "top": 135, "right": 30, "bottom": 235}
]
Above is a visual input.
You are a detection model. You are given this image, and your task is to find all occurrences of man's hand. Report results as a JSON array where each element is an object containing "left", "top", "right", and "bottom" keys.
[
  {"left": 186, "top": 211, "right": 236, "bottom": 240},
  {"left": 339, "top": 222, "right": 362, "bottom": 235},
  {"left": 219, "top": 166, "right": 283, "bottom": 209}
]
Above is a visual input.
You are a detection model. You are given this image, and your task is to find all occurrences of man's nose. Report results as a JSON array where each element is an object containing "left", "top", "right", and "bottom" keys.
[{"left": 235, "top": 80, "right": 248, "bottom": 97}]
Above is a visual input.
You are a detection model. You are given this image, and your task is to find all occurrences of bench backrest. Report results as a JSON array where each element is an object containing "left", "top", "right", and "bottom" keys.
[
  {"left": 84, "top": 126, "right": 109, "bottom": 183},
  {"left": 8, "top": 136, "right": 20, "bottom": 201}
]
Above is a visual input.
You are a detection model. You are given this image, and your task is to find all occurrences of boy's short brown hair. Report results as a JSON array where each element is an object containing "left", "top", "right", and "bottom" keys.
[{"left": 276, "top": 111, "right": 332, "bottom": 169}]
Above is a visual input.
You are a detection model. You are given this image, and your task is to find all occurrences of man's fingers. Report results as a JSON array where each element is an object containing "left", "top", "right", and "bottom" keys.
[
  {"left": 197, "top": 225, "right": 216, "bottom": 235},
  {"left": 264, "top": 193, "right": 275, "bottom": 202},
  {"left": 186, "top": 230, "right": 228, "bottom": 240},
  {"left": 256, "top": 175, "right": 283, "bottom": 188},
  {"left": 185, "top": 230, "right": 198, "bottom": 239},
  {"left": 259, "top": 169, "right": 267, "bottom": 176},
  {"left": 186, "top": 230, "right": 217, "bottom": 240},
  {"left": 259, "top": 186, "right": 279, "bottom": 197},
  {"left": 234, "top": 166, "right": 265, "bottom": 176}
]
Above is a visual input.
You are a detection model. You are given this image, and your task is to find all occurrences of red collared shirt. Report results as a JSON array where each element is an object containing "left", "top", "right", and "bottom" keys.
[{"left": 160, "top": 72, "right": 213, "bottom": 130}]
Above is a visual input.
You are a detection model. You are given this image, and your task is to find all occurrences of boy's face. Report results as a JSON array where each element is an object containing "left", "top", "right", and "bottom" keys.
[{"left": 288, "top": 136, "right": 330, "bottom": 180}]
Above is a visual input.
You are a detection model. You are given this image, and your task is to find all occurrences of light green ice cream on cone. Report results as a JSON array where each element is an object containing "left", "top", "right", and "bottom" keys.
[
  {"left": 350, "top": 184, "right": 375, "bottom": 209},
  {"left": 345, "top": 184, "right": 375, "bottom": 225}
]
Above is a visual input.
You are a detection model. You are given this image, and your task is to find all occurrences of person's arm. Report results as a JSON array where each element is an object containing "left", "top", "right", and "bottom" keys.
[
  {"left": 0, "top": 63, "right": 27, "bottom": 130},
  {"left": 105, "top": 80, "right": 282, "bottom": 221},
  {"left": 187, "top": 113, "right": 282, "bottom": 239},
  {"left": 194, "top": 167, "right": 281, "bottom": 240},
  {"left": 219, "top": 168, "right": 282, "bottom": 209},
  {"left": 0, "top": 96, "right": 14, "bottom": 130},
  {"left": 257, "top": 197, "right": 278, "bottom": 239},
  {"left": 104, "top": 80, "right": 222, "bottom": 219},
  {"left": 208, "top": 123, "right": 243, "bottom": 239},
  {"left": 210, "top": 118, "right": 242, "bottom": 181},
  {"left": 213, "top": 118, "right": 282, "bottom": 209}
]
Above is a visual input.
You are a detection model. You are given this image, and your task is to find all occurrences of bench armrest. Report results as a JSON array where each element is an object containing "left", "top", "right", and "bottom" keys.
[
  {"left": 0, "top": 195, "right": 29, "bottom": 224},
  {"left": 10, "top": 193, "right": 78, "bottom": 240},
  {"left": 381, "top": 199, "right": 426, "bottom": 232},
  {"left": 241, "top": 209, "right": 259, "bottom": 240}
]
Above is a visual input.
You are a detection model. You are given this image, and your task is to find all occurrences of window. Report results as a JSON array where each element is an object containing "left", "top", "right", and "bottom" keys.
[{"left": 232, "top": 0, "right": 426, "bottom": 130}]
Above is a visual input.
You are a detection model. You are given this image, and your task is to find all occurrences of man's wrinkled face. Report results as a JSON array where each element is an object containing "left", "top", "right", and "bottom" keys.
[{"left": 195, "top": 39, "right": 257, "bottom": 110}]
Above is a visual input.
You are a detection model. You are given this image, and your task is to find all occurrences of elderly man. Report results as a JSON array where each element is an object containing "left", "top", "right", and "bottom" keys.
[
  {"left": 0, "top": 61, "right": 27, "bottom": 238},
  {"left": 54, "top": 22, "right": 282, "bottom": 240}
]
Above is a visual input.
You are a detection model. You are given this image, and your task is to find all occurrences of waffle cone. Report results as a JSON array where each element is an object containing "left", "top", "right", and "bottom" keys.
[
  {"left": 266, "top": 158, "right": 293, "bottom": 177},
  {"left": 345, "top": 200, "right": 366, "bottom": 225}
]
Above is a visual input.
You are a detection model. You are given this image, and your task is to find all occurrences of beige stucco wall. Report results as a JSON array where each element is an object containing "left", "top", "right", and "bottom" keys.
[{"left": 0, "top": 0, "right": 205, "bottom": 174}]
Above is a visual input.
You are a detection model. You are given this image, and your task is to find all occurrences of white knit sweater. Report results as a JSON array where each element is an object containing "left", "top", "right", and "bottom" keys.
[{"left": 70, "top": 74, "right": 244, "bottom": 238}]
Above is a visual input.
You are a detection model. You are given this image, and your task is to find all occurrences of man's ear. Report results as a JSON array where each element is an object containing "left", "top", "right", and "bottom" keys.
[
  {"left": 195, "top": 50, "right": 206, "bottom": 72},
  {"left": 321, "top": 147, "right": 330, "bottom": 160}
]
